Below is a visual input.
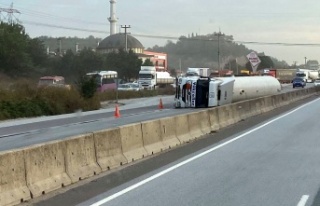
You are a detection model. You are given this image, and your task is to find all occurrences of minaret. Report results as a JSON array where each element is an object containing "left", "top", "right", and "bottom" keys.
[{"left": 108, "top": 0, "right": 118, "bottom": 35}]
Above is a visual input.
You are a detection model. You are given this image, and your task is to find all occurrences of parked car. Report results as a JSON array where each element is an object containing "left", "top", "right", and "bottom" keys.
[
  {"left": 314, "top": 79, "right": 320, "bottom": 87},
  {"left": 117, "top": 84, "right": 132, "bottom": 91},
  {"left": 292, "top": 77, "right": 306, "bottom": 88},
  {"left": 126, "top": 83, "right": 143, "bottom": 91}
]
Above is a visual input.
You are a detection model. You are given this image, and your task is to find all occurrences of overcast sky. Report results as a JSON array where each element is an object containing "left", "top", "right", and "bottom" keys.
[{"left": 1, "top": 0, "right": 320, "bottom": 65}]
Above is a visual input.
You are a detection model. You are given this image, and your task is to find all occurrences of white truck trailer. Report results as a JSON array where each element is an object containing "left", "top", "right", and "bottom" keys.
[
  {"left": 138, "top": 66, "right": 175, "bottom": 89},
  {"left": 296, "top": 69, "right": 319, "bottom": 83}
]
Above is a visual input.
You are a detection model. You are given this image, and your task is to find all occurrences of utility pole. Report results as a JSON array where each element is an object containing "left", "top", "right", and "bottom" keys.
[
  {"left": 215, "top": 29, "right": 223, "bottom": 76},
  {"left": 179, "top": 58, "right": 182, "bottom": 76},
  {"left": 57, "top": 38, "right": 62, "bottom": 56},
  {"left": 218, "top": 33, "right": 220, "bottom": 73},
  {"left": 121, "top": 25, "right": 131, "bottom": 52},
  {"left": 304, "top": 57, "right": 307, "bottom": 69}
]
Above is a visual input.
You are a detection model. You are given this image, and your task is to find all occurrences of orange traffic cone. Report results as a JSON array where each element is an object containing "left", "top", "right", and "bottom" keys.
[
  {"left": 114, "top": 104, "right": 121, "bottom": 118},
  {"left": 158, "top": 98, "right": 164, "bottom": 110}
]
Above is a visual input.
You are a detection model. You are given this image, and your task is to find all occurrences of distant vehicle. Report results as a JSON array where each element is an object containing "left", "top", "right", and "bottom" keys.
[
  {"left": 296, "top": 69, "right": 319, "bottom": 83},
  {"left": 38, "top": 76, "right": 70, "bottom": 89},
  {"left": 314, "top": 79, "right": 320, "bottom": 87},
  {"left": 210, "top": 69, "right": 233, "bottom": 77},
  {"left": 267, "top": 69, "right": 297, "bottom": 84},
  {"left": 187, "top": 68, "right": 210, "bottom": 77},
  {"left": 117, "top": 83, "right": 143, "bottom": 91},
  {"left": 292, "top": 77, "right": 306, "bottom": 88},
  {"left": 138, "top": 66, "right": 175, "bottom": 90},
  {"left": 126, "top": 83, "right": 142, "bottom": 91},
  {"left": 86, "top": 71, "right": 118, "bottom": 92},
  {"left": 117, "top": 84, "right": 130, "bottom": 91}
]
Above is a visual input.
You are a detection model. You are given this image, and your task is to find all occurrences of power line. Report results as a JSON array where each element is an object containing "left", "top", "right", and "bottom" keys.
[
  {"left": 5, "top": 2, "right": 320, "bottom": 48},
  {"left": 23, "top": 20, "right": 108, "bottom": 35},
  {"left": 0, "top": 2, "right": 107, "bottom": 26},
  {"left": 21, "top": 20, "right": 320, "bottom": 47}
]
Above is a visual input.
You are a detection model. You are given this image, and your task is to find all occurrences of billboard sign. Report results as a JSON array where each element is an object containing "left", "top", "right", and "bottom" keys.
[{"left": 247, "top": 52, "right": 261, "bottom": 72}]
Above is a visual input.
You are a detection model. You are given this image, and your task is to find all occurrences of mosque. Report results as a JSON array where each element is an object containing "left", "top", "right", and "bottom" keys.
[{"left": 96, "top": 0, "right": 167, "bottom": 71}]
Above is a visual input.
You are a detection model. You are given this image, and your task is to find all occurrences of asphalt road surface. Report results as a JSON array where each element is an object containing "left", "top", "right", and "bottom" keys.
[
  {"left": 0, "top": 96, "right": 185, "bottom": 151},
  {"left": 24, "top": 93, "right": 320, "bottom": 206}
]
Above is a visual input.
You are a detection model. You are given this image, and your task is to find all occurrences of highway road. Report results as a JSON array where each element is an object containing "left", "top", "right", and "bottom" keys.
[
  {"left": 0, "top": 95, "right": 191, "bottom": 152},
  {"left": 81, "top": 96, "right": 320, "bottom": 206},
  {"left": 26, "top": 91, "right": 320, "bottom": 206},
  {"left": 0, "top": 83, "right": 313, "bottom": 152}
]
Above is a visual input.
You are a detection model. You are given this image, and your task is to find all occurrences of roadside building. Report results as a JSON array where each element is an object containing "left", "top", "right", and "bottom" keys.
[{"left": 138, "top": 51, "right": 168, "bottom": 72}]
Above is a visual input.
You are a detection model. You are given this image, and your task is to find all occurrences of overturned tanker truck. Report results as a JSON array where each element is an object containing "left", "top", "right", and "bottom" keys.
[{"left": 174, "top": 70, "right": 281, "bottom": 108}]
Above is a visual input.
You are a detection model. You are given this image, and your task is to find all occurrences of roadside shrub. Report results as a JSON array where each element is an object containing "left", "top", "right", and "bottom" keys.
[
  {"left": 82, "top": 95, "right": 101, "bottom": 111},
  {"left": 0, "top": 81, "right": 101, "bottom": 120},
  {"left": 76, "top": 76, "right": 97, "bottom": 99},
  {"left": 0, "top": 99, "right": 43, "bottom": 119}
]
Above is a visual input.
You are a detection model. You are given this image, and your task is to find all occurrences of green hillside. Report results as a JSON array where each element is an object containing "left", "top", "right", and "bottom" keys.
[{"left": 38, "top": 35, "right": 102, "bottom": 54}]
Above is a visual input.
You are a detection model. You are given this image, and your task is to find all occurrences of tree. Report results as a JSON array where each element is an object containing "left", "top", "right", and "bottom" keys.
[
  {"left": 27, "top": 38, "right": 48, "bottom": 67},
  {"left": 74, "top": 48, "right": 103, "bottom": 78},
  {"left": 0, "top": 23, "right": 48, "bottom": 77},
  {"left": 49, "top": 49, "right": 76, "bottom": 82},
  {"left": 0, "top": 23, "right": 31, "bottom": 76},
  {"left": 104, "top": 49, "right": 142, "bottom": 81},
  {"left": 142, "top": 58, "right": 154, "bottom": 66}
]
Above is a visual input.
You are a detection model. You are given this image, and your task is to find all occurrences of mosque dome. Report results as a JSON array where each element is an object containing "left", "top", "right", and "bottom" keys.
[{"left": 97, "top": 33, "right": 144, "bottom": 54}]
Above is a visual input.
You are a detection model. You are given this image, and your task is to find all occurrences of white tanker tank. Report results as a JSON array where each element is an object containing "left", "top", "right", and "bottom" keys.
[{"left": 218, "top": 76, "right": 281, "bottom": 102}]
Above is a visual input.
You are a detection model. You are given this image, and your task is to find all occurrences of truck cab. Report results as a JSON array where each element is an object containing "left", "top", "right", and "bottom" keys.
[
  {"left": 174, "top": 76, "right": 234, "bottom": 108},
  {"left": 138, "top": 66, "right": 157, "bottom": 89}
]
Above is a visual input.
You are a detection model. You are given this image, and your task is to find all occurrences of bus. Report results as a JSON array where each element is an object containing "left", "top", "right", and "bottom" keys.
[{"left": 86, "top": 71, "right": 118, "bottom": 92}]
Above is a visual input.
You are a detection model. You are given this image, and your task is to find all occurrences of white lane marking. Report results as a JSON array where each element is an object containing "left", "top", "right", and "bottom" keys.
[
  {"left": 297, "top": 195, "right": 309, "bottom": 206},
  {"left": 90, "top": 98, "right": 320, "bottom": 206}
]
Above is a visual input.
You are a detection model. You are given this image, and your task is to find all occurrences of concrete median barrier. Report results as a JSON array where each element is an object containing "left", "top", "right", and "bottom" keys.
[
  {"left": 65, "top": 133, "right": 101, "bottom": 183},
  {"left": 0, "top": 150, "right": 30, "bottom": 206},
  {"left": 175, "top": 114, "right": 192, "bottom": 143},
  {"left": 24, "top": 141, "right": 71, "bottom": 198},
  {"left": 257, "top": 97, "right": 268, "bottom": 113},
  {"left": 263, "top": 96, "right": 275, "bottom": 112},
  {"left": 249, "top": 99, "right": 263, "bottom": 116},
  {"left": 208, "top": 107, "right": 220, "bottom": 132},
  {"left": 188, "top": 111, "right": 211, "bottom": 138},
  {"left": 94, "top": 128, "right": 128, "bottom": 171},
  {"left": 230, "top": 103, "right": 242, "bottom": 124},
  {"left": 120, "top": 123, "right": 148, "bottom": 163},
  {"left": 141, "top": 119, "right": 166, "bottom": 155},
  {"left": 160, "top": 117, "right": 181, "bottom": 149},
  {"left": 272, "top": 94, "right": 282, "bottom": 108},
  {"left": 218, "top": 105, "right": 235, "bottom": 128},
  {"left": 279, "top": 93, "right": 289, "bottom": 107},
  {"left": 233, "top": 101, "right": 250, "bottom": 120}
]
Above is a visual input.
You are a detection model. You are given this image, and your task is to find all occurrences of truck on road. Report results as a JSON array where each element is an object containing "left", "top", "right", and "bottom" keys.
[
  {"left": 265, "top": 69, "right": 297, "bottom": 83},
  {"left": 296, "top": 69, "right": 319, "bottom": 83},
  {"left": 138, "top": 66, "right": 175, "bottom": 89}
]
